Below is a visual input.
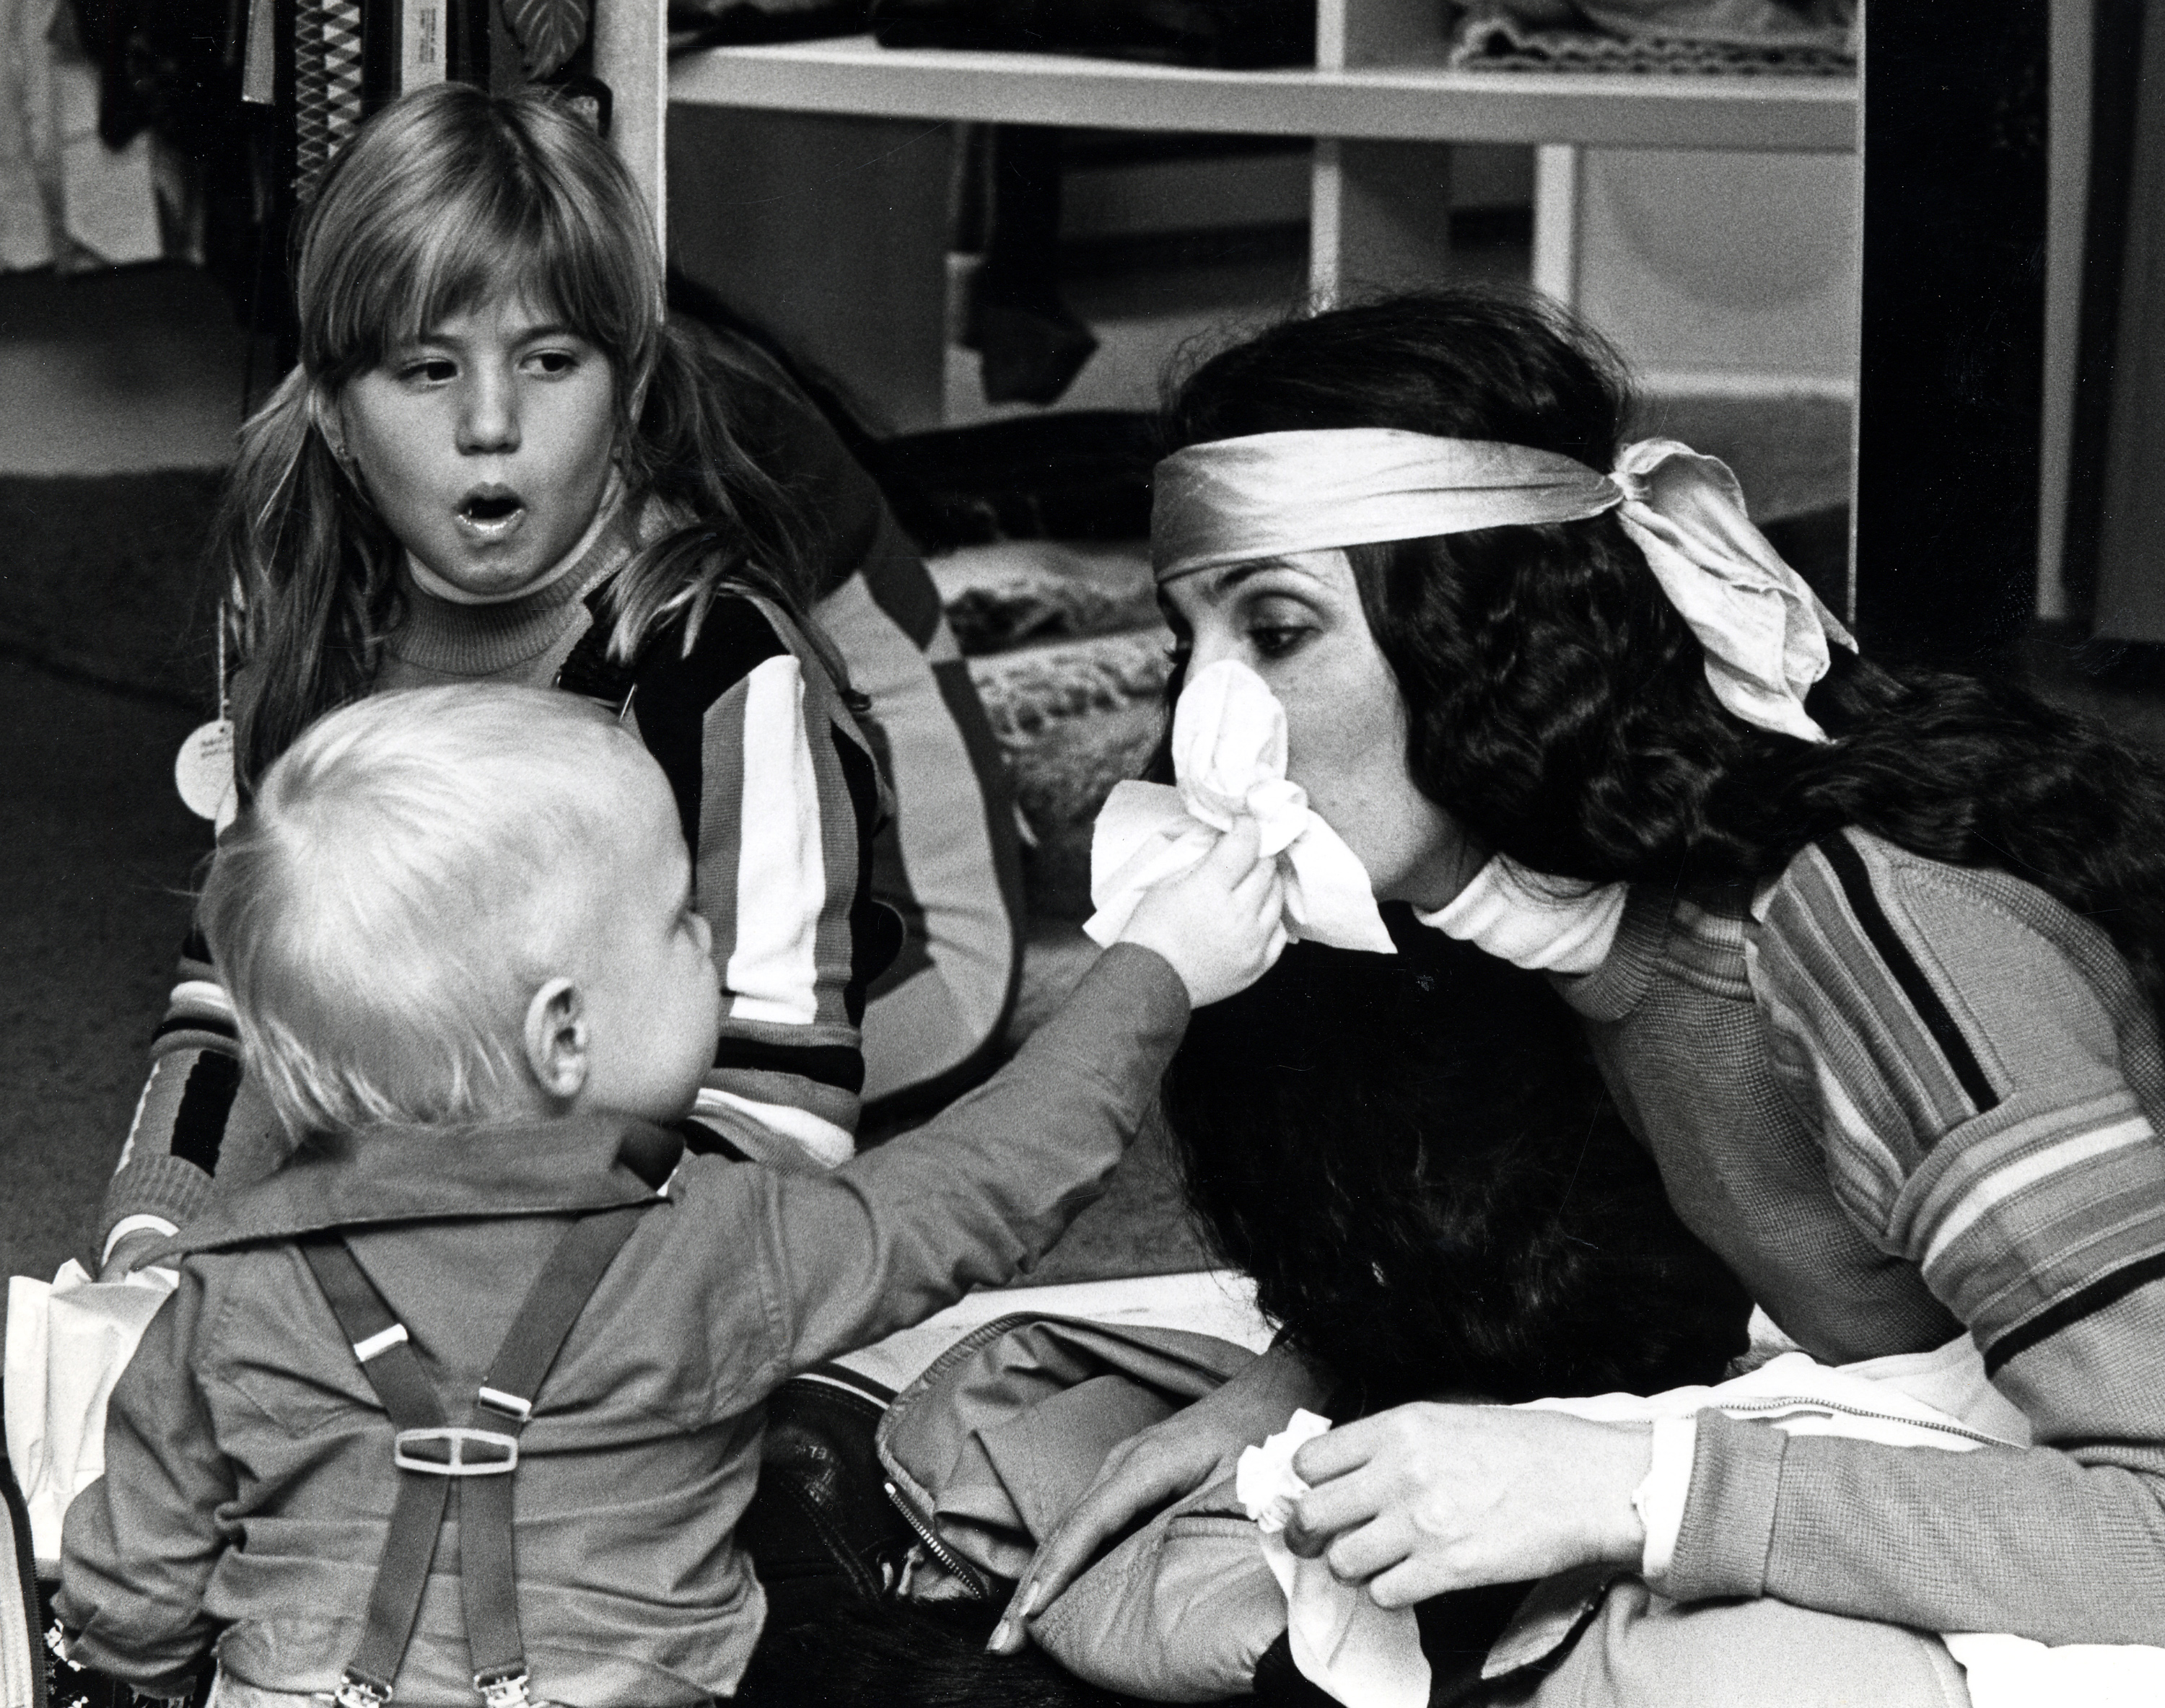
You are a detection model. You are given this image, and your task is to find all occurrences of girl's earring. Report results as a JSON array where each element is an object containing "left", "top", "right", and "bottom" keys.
[{"left": 328, "top": 439, "right": 367, "bottom": 496}]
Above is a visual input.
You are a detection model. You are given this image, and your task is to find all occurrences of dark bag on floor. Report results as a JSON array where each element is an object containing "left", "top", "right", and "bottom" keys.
[
  {"left": 738, "top": 1367, "right": 922, "bottom": 1631},
  {"left": 870, "top": 0, "right": 1316, "bottom": 68}
]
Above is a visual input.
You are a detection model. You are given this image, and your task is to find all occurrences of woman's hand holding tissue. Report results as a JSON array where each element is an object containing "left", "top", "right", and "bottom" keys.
[
  {"left": 1116, "top": 816, "right": 1289, "bottom": 1006},
  {"left": 1281, "top": 1403, "right": 1652, "bottom": 1608}
]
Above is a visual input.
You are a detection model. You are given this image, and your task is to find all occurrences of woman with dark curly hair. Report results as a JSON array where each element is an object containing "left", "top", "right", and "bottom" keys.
[{"left": 992, "top": 290, "right": 2165, "bottom": 1702}]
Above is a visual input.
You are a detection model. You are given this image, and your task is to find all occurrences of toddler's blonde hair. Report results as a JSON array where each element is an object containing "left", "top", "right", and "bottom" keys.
[{"left": 201, "top": 685, "right": 651, "bottom": 1137}]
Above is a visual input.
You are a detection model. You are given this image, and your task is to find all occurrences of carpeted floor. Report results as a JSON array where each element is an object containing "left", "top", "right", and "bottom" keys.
[{"left": 0, "top": 657, "right": 210, "bottom": 1282}]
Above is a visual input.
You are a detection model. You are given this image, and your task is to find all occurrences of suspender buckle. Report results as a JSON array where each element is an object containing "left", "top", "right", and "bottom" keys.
[
  {"left": 475, "top": 1385, "right": 533, "bottom": 1422},
  {"left": 392, "top": 1426, "right": 518, "bottom": 1476},
  {"left": 476, "top": 1670, "right": 533, "bottom": 1708},
  {"left": 335, "top": 1669, "right": 393, "bottom": 1708}
]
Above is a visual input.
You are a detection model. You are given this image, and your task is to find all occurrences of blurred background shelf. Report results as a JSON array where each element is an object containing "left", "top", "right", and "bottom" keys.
[
  {"left": 660, "top": 0, "right": 1860, "bottom": 437},
  {"left": 670, "top": 35, "right": 1857, "bottom": 151}
]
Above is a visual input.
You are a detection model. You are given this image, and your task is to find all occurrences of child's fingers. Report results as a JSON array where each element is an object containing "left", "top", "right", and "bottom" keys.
[
  {"left": 1246, "top": 870, "right": 1287, "bottom": 940},
  {"left": 1200, "top": 815, "right": 1264, "bottom": 877},
  {"left": 1229, "top": 851, "right": 1280, "bottom": 912}
]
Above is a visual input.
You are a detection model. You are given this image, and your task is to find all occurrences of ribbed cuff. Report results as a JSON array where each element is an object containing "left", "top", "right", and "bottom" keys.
[
  {"left": 1661, "top": 1408, "right": 1788, "bottom": 1602},
  {"left": 97, "top": 1154, "right": 214, "bottom": 1251}
]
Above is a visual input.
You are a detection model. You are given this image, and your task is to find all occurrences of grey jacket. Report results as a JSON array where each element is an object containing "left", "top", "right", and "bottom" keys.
[{"left": 58, "top": 945, "right": 1188, "bottom": 1705}]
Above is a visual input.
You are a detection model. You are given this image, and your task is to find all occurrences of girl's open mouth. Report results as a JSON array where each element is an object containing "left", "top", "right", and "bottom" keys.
[{"left": 455, "top": 489, "right": 527, "bottom": 540}]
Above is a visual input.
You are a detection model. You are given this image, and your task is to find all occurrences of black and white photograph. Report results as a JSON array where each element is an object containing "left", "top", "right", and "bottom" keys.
[{"left": 4, "top": 4, "right": 2161, "bottom": 1705}]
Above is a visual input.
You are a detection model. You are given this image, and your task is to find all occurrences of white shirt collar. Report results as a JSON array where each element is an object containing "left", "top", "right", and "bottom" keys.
[{"left": 1414, "top": 854, "right": 1628, "bottom": 976}]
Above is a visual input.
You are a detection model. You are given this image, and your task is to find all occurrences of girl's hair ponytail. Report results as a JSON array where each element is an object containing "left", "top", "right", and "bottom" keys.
[{"left": 223, "top": 82, "right": 829, "bottom": 785}]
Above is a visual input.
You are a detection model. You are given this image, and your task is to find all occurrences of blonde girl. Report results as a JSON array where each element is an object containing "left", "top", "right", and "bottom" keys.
[{"left": 99, "top": 82, "right": 1020, "bottom": 1271}]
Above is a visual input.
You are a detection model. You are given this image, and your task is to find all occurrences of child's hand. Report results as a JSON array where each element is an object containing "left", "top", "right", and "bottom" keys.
[{"left": 1116, "top": 818, "right": 1287, "bottom": 1007}]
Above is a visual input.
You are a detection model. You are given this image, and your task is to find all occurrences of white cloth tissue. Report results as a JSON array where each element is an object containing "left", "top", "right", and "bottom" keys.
[
  {"left": 1235, "top": 1409, "right": 1430, "bottom": 1708},
  {"left": 1082, "top": 660, "right": 1396, "bottom": 955},
  {"left": 1414, "top": 854, "right": 1628, "bottom": 976},
  {"left": 5, "top": 1259, "right": 178, "bottom": 1567}
]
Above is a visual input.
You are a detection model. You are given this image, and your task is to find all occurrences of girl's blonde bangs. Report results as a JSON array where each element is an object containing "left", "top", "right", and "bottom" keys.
[
  {"left": 300, "top": 92, "right": 660, "bottom": 381},
  {"left": 315, "top": 194, "right": 641, "bottom": 373}
]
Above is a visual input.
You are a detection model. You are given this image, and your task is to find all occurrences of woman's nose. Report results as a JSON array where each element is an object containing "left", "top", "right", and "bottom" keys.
[
  {"left": 455, "top": 373, "right": 520, "bottom": 455},
  {"left": 1184, "top": 627, "right": 1241, "bottom": 675}
]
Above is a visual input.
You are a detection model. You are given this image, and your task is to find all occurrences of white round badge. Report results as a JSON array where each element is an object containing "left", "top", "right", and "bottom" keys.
[{"left": 175, "top": 719, "right": 238, "bottom": 831}]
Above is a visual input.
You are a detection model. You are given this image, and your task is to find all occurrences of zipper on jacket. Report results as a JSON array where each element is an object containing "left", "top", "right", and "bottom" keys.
[
  {"left": 881, "top": 1480, "right": 989, "bottom": 1600},
  {"left": 1713, "top": 1396, "right": 2010, "bottom": 1449}
]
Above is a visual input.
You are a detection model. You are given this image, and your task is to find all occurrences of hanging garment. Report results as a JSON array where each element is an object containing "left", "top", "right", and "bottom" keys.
[
  {"left": 870, "top": 0, "right": 1316, "bottom": 69},
  {"left": 0, "top": 0, "right": 194, "bottom": 271}
]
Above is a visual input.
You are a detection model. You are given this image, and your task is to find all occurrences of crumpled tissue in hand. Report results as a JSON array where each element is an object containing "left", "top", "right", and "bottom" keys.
[
  {"left": 1236, "top": 1409, "right": 1430, "bottom": 1708},
  {"left": 1082, "top": 659, "right": 1396, "bottom": 954}
]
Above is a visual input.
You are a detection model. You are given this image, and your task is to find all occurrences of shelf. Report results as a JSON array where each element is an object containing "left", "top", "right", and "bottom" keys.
[{"left": 670, "top": 35, "right": 1856, "bottom": 152}]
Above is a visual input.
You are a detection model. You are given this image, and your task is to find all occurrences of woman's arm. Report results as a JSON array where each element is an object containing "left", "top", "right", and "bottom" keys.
[
  {"left": 1645, "top": 833, "right": 2165, "bottom": 1642},
  {"left": 1280, "top": 834, "right": 2165, "bottom": 1644}
]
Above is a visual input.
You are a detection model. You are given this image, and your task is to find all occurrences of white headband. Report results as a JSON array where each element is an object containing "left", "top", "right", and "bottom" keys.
[{"left": 1152, "top": 428, "right": 1855, "bottom": 745}]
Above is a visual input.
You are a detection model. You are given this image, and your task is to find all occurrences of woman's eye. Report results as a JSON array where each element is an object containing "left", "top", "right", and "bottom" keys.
[
  {"left": 527, "top": 349, "right": 579, "bottom": 376},
  {"left": 1248, "top": 623, "right": 1311, "bottom": 660},
  {"left": 1238, "top": 595, "right": 1318, "bottom": 660},
  {"left": 396, "top": 356, "right": 455, "bottom": 384}
]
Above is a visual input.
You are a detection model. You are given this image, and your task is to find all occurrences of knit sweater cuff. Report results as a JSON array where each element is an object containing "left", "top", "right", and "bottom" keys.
[
  {"left": 1660, "top": 1408, "right": 1787, "bottom": 1602},
  {"left": 98, "top": 1154, "right": 214, "bottom": 1251}
]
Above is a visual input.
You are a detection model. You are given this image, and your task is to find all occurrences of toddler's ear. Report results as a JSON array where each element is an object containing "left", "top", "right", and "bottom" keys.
[{"left": 525, "top": 977, "right": 590, "bottom": 1103}]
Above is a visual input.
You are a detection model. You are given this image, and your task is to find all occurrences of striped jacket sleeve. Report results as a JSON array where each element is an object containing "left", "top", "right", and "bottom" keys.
[
  {"left": 1669, "top": 828, "right": 2165, "bottom": 1642},
  {"left": 704, "top": 329, "right": 1025, "bottom": 1112},
  {"left": 626, "top": 592, "right": 888, "bottom": 1164},
  {"left": 97, "top": 933, "right": 286, "bottom": 1262}
]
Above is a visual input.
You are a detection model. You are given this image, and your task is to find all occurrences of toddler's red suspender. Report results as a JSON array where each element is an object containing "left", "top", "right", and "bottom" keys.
[{"left": 299, "top": 1206, "right": 650, "bottom": 1708}]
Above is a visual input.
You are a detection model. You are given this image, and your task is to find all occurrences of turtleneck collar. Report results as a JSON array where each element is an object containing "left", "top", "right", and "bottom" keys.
[
  {"left": 406, "top": 469, "right": 625, "bottom": 608},
  {"left": 388, "top": 491, "right": 639, "bottom": 678},
  {"left": 1414, "top": 854, "right": 1630, "bottom": 976}
]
